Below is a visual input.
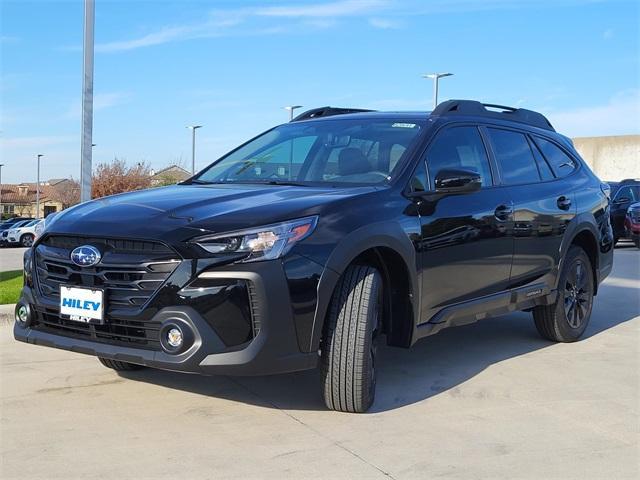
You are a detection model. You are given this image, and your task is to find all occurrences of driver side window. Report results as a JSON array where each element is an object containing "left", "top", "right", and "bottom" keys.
[{"left": 425, "top": 126, "right": 492, "bottom": 189}]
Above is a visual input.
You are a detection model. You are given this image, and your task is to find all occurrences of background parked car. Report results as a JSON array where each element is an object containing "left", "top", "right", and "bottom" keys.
[
  {"left": 0, "top": 219, "right": 34, "bottom": 247},
  {"left": 3, "top": 219, "right": 41, "bottom": 247},
  {"left": 607, "top": 179, "right": 640, "bottom": 244},
  {"left": 0, "top": 217, "right": 33, "bottom": 232},
  {"left": 625, "top": 202, "right": 640, "bottom": 249}
]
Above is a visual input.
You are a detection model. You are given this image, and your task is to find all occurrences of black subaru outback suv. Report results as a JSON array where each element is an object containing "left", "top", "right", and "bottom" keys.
[{"left": 15, "top": 100, "right": 614, "bottom": 413}]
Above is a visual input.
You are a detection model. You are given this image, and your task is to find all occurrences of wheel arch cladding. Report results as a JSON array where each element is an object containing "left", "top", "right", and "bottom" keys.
[
  {"left": 309, "top": 222, "right": 419, "bottom": 352},
  {"left": 568, "top": 228, "right": 599, "bottom": 295}
]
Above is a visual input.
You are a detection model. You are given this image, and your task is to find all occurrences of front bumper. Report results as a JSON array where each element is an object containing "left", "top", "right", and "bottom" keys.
[{"left": 14, "top": 256, "right": 320, "bottom": 376}]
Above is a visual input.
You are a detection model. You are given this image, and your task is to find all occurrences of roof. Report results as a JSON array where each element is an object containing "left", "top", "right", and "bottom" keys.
[
  {"left": 291, "top": 100, "right": 556, "bottom": 132},
  {"left": 151, "top": 165, "right": 190, "bottom": 178},
  {"left": 0, "top": 183, "right": 58, "bottom": 204}
]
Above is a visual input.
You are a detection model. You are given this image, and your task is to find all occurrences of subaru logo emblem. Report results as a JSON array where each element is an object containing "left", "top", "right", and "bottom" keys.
[{"left": 70, "top": 245, "right": 101, "bottom": 267}]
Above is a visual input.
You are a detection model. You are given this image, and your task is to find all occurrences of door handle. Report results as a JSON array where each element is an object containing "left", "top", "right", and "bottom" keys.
[
  {"left": 557, "top": 196, "right": 572, "bottom": 211},
  {"left": 494, "top": 204, "right": 513, "bottom": 221}
]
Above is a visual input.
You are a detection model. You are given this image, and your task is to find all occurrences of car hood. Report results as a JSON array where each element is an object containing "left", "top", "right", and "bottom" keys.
[{"left": 47, "top": 183, "right": 377, "bottom": 242}]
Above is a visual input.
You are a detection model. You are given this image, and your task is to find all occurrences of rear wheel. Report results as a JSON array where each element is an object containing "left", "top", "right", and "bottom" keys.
[
  {"left": 320, "top": 265, "right": 382, "bottom": 413},
  {"left": 98, "top": 357, "right": 145, "bottom": 371},
  {"left": 634, "top": 238, "right": 640, "bottom": 249},
  {"left": 533, "top": 246, "right": 594, "bottom": 342},
  {"left": 20, "top": 234, "right": 34, "bottom": 247}
]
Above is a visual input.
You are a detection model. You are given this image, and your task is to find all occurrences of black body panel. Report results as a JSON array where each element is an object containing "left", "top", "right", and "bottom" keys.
[{"left": 15, "top": 106, "right": 613, "bottom": 376}]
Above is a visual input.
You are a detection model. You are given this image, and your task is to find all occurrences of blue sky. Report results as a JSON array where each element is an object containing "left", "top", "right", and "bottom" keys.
[{"left": 1, "top": 0, "right": 638, "bottom": 184}]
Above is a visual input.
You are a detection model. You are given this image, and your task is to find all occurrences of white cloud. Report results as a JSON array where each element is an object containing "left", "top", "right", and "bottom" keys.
[
  {"left": 64, "top": 92, "right": 131, "bottom": 119},
  {"left": 0, "top": 35, "right": 20, "bottom": 44},
  {"left": 547, "top": 90, "right": 640, "bottom": 137},
  {"left": 368, "top": 17, "right": 403, "bottom": 29},
  {"left": 90, "top": 0, "right": 603, "bottom": 53},
  {"left": 254, "top": 0, "right": 388, "bottom": 18},
  {"left": 0, "top": 135, "right": 76, "bottom": 149}
]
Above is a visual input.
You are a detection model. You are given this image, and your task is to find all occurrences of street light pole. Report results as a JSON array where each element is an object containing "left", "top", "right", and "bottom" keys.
[
  {"left": 186, "top": 125, "right": 202, "bottom": 174},
  {"left": 284, "top": 105, "right": 303, "bottom": 121},
  {"left": 422, "top": 72, "right": 453, "bottom": 109},
  {"left": 36, "top": 154, "right": 44, "bottom": 219},
  {"left": 80, "top": 0, "right": 95, "bottom": 203}
]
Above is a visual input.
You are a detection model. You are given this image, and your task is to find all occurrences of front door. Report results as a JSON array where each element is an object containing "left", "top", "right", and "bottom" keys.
[{"left": 415, "top": 125, "right": 514, "bottom": 322}]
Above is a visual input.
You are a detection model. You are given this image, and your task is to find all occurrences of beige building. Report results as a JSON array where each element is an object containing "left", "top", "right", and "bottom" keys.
[
  {"left": 572, "top": 135, "right": 639, "bottom": 181},
  {"left": 0, "top": 179, "right": 75, "bottom": 219},
  {"left": 150, "top": 165, "right": 191, "bottom": 186}
]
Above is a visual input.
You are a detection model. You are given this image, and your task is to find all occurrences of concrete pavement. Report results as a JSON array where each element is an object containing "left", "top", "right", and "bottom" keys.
[
  {"left": 0, "top": 247, "right": 27, "bottom": 272},
  {"left": 1, "top": 247, "right": 638, "bottom": 479}
]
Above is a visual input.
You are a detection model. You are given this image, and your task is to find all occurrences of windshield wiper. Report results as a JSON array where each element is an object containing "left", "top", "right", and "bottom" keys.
[{"left": 238, "top": 180, "right": 310, "bottom": 187}]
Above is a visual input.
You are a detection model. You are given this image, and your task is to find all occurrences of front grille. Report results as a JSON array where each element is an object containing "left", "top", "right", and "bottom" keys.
[
  {"left": 32, "top": 308, "right": 161, "bottom": 349},
  {"left": 35, "top": 235, "right": 181, "bottom": 312}
]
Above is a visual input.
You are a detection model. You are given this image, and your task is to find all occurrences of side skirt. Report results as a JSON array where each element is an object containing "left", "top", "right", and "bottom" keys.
[{"left": 414, "top": 284, "right": 556, "bottom": 341}]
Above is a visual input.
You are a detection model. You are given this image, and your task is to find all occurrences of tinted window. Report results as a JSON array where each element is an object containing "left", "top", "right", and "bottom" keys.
[
  {"left": 410, "top": 161, "right": 428, "bottom": 192},
  {"left": 614, "top": 185, "right": 640, "bottom": 203},
  {"left": 534, "top": 137, "right": 577, "bottom": 178},
  {"left": 196, "top": 119, "right": 425, "bottom": 186},
  {"left": 529, "top": 139, "right": 555, "bottom": 181},
  {"left": 487, "top": 128, "right": 540, "bottom": 185},
  {"left": 426, "top": 126, "right": 492, "bottom": 188}
]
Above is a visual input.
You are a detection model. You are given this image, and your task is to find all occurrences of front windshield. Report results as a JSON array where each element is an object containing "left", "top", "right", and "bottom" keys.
[{"left": 194, "top": 118, "right": 426, "bottom": 186}]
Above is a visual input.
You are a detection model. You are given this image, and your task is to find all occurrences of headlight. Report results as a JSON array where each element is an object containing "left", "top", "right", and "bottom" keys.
[
  {"left": 34, "top": 213, "right": 57, "bottom": 240},
  {"left": 34, "top": 222, "right": 45, "bottom": 239},
  {"left": 193, "top": 216, "right": 318, "bottom": 262}
]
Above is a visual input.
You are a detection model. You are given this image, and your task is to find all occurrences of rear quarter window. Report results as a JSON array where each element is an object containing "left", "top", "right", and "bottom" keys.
[{"left": 533, "top": 136, "right": 577, "bottom": 178}]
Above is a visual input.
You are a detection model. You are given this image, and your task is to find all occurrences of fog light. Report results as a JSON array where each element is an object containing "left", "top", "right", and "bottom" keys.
[
  {"left": 15, "top": 303, "right": 31, "bottom": 327},
  {"left": 167, "top": 327, "right": 183, "bottom": 348}
]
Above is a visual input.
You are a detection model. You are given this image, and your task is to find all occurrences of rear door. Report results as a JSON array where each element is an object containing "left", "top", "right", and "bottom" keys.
[{"left": 484, "top": 127, "right": 577, "bottom": 288}]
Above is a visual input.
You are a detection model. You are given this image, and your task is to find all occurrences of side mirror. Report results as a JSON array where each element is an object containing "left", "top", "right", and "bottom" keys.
[{"left": 434, "top": 169, "right": 482, "bottom": 194}]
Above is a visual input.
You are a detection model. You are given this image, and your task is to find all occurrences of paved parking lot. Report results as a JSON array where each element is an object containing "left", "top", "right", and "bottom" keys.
[
  {"left": 1, "top": 247, "right": 638, "bottom": 479},
  {"left": 0, "top": 247, "right": 27, "bottom": 272}
]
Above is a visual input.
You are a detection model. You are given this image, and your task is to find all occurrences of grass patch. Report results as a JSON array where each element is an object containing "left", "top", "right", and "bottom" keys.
[{"left": 0, "top": 270, "right": 23, "bottom": 305}]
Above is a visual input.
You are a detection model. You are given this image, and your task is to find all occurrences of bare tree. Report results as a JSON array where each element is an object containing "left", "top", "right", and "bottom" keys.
[
  {"left": 50, "top": 178, "right": 81, "bottom": 208},
  {"left": 92, "top": 158, "right": 152, "bottom": 199}
]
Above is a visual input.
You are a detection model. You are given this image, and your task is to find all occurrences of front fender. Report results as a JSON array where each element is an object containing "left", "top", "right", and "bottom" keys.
[{"left": 307, "top": 221, "right": 420, "bottom": 352}]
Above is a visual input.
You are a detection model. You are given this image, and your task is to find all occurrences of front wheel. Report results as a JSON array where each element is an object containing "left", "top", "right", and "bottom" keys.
[
  {"left": 533, "top": 246, "right": 594, "bottom": 342},
  {"left": 320, "top": 265, "right": 382, "bottom": 413},
  {"left": 20, "top": 234, "right": 34, "bottom": 247}
]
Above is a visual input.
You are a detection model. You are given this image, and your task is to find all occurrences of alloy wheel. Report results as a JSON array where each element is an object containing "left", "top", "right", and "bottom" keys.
[{"left": 563, "top": 259, "right": 591, "bottom": 329}]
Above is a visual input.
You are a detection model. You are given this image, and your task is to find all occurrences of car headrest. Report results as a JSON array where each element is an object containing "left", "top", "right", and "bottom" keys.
[{"left": 338, "top": 148, "right": 371, "bottom": 176}]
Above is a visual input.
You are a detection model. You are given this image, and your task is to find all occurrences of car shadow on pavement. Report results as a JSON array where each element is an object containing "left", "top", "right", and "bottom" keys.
[
  {"left": 118, "top": 245, "right": 638, "bottom": 413},
  {"left": 119, "top": 277, "right": 638, "bottom": 414}
]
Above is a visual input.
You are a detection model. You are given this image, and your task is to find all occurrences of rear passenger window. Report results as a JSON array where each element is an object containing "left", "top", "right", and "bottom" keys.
[
  {"left": 426, "top": 126, "right": 493, "bottom": 188},
  {"left": 533, "top": 137, "right": 577, "bottom": 178},
  {"left": 487, "top": 128, "right": 540, "bottom": 185}
]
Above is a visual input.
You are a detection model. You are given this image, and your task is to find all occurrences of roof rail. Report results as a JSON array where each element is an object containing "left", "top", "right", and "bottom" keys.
[
  {"left": 291, "top": 106, "right": 375, "bottom": 122},
  {"left": 431, "top": 99, "right": 555, "bottom": 132}
]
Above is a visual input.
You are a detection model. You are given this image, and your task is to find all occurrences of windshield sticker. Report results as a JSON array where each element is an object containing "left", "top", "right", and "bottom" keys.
[{"left": 392, "top": 123, "right": 417, "bottom": 128}]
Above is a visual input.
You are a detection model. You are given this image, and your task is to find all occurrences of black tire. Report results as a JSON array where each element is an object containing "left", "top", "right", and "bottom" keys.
[
  {"left": 320, "top": 265, "right": 382, "bottom": 413},
  {"left": 533, "top": 246, "right": 594, "bottom": 342},
  {"left": 20, "top": 234, "right": 34, "bottom": 247},
  {"left": 634, "top": 238, "right": 640, "bottom": 249},
  {"left": 98, "top": 357, "right": 145, "bottom": 371}
]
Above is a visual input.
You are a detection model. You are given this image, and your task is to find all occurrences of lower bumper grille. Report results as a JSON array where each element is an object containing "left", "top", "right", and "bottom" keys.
[{"left": 31, "top": 308, "right": 161, "bottom": 350}]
